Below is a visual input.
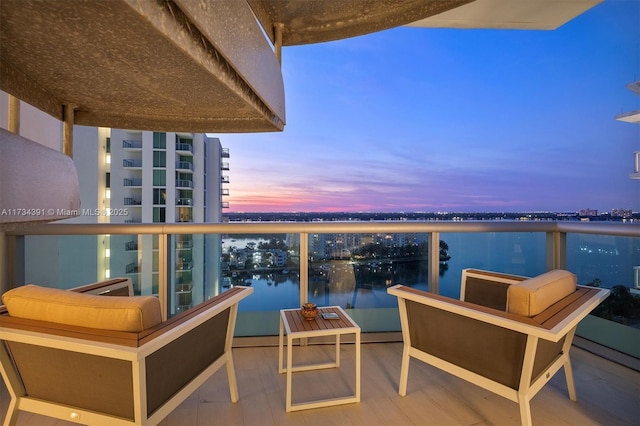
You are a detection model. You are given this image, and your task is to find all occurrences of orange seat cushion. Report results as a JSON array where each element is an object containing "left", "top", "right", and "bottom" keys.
[{"left": 2, "top": 284, "right": 162, "bottom": 332}]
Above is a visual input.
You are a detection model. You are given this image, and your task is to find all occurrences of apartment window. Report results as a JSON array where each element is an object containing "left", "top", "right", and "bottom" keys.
[
  {"left": 153, "top": 150, "right": 166, "bottom": 167},
  {"left": 153, "top": 188, "right": 166, "bottom": 205},
  {"left": 153, "top": 132, "right": 166, "bottom": 149},
  {"left": 153, "top": 207, "right": 166, "bottom": 223},
  {"left": 105, "top": 173, "right": 110, "bottom": 188},
  {"left": 153, "top": 170, "right": 166, "bottom": 186},
  {"left": 105, "top": 137, "right": 111, "bottom": 153}
]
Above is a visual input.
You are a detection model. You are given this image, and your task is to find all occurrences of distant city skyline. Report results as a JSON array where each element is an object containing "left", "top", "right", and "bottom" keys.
[{"left": 213, "top": 0, "right": 640, "bottom": 214}]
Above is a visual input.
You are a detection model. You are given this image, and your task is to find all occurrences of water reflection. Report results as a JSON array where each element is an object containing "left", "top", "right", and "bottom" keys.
[{"left": 309, "top": 259, "right": 428, "bottom": 309}]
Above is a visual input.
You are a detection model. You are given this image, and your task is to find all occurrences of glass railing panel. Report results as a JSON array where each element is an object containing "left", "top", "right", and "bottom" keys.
[
  {"left": 22, "top": 235, "right": 106, "bottom": 289},
  {"left": 167, "top": 233, "right": 301, "bottom": 334},
  {"left": 439, "top": 232, "right": 547, "bottom": 299},
  {"left": 20, "top": 234, "right": 157, "bottom": 297},
  {"left": 567, "top": 233, "right": 640, "bottom": 358},
  {"left": 306, "top": 232, "right": 431, "bottom": 332},
  {"left": 221, "top": 234, "right": 301, "bottom": 310}
]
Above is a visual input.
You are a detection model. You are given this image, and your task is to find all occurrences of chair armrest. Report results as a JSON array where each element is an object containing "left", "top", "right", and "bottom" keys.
[
  {"left": 389, "top": 284, "right": 609, "bottom": 342},
  {"left": 71, "top": 277, "right": 133, "bottom": 296},
  {"left": 0, "top": 286, "right": 254, "bottom": 348},
  {"left": 137, "top": 286, "right": 253, "bottom": 346},
  {"left": 390, "top": 285, "right": 540, "bottom": 329}
]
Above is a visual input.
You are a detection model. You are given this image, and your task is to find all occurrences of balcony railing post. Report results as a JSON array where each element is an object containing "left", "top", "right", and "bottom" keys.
[
  {"left": 546, "top": 230, "right": 567, "bottom": 270},
  {"left": 2, "top": 234, "right": 24, "bottom": 292},
  {"left": 300, "top": 232, "right": 309, "bottom": 305},
  {"left": 159, "top": 233, "right": 169, "bottom": 320},
  {"left": 428, "top": 231, "right": 440, "bottom": 294}
]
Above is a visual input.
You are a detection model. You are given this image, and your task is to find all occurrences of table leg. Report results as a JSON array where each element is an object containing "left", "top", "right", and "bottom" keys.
[
  {"left": 355, "top": 330, "right": 361, "bottom": 402},
  {"left": 278, "top": 316, "right": 284, "bottom": 374},
  {"left": 286, "top": 335, "right": 293, "bottom": 412}
]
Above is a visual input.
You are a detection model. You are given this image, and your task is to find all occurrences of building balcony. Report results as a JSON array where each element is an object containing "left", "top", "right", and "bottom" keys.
[
  {"left": 176, "top": 198, "right": 192, "bottom": 206},
  {"left": 221, "top": 147, "right": 230, "bottom": 158},
  {"left": 177, "top": 260, "right": 193, "bottom": 270},
  {"left": 221, "top": 188, "right": 230, "bottom": 196},
  {"left": 221, "top": 175, "right": 230, "bottom": 184},
  {"left": 123, "top": 178, "right": 142, "bottom": 187},
  {"left": 122, "top": 140, "right": 142, "bottom": 150},
  {"left": 176, "top": 161, "right": 193, "bottom": 172},
  {"left": 123, "top": 159, "right": 142, "bottom": 168},
  {"left": 221, "top": 161, "right": 230, "bottom": 171},
  {"left": 123, "top": 197, "right": 142, "bottom": 206},
  {"left": 125, "top": 262, "right": 139, "bottom": 274},
  {"left": 175, "top": 179, "right": 193, "bottom": 189},
  {"left": 3, "top": 221, "right": 639, "bottom": 425},
  {"left": 175, "top": 143, "right": 193, "bottom": 155},
  {"left": 222, "top": 201, "right": 230, "bottom": 208},
  {"left": 176, "top": 239, "right": 193, "bottom": 249},
  {"left": 125, "top": 240, "right": 138, "bottom": 251}
]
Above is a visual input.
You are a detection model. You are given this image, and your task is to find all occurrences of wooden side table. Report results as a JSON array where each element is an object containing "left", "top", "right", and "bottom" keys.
[{"left": 278, "top": 306, "right": 361, "bottom": 412}]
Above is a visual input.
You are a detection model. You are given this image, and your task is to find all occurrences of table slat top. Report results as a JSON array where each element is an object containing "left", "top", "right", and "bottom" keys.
[{"left": 281, "top": 306, "right": 359, "bottom": 335}]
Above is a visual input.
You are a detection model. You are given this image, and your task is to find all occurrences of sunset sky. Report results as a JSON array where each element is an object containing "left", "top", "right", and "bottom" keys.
[{"left": 215, "top": 0, "right": 640, "bottom": 213}]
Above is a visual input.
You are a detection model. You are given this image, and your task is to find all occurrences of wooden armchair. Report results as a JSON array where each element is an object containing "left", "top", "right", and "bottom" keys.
[
  {"left": 0, "top": 278, "right": 253, "bottom": 426},
  {"left": 387, "top": 269, "right": 609, "bottom": 426}
]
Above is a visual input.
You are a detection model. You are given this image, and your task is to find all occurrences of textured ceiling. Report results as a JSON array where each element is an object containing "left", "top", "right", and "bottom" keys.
[{"left": 248, "top": 0, "right": 473, "bottom": 46}]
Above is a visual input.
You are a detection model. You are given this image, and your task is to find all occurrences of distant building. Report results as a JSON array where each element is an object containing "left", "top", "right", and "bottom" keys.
[
  {"left": 611, "top": 208, "right": 632, "bottom": 218},
  {"left": 615, "top": 81, "right": 640, "bottom": 179},
  {"left": 25, "top": 128, "right": 230, "bottom": 314},
  {"left": 579, "top": 208, "right": 598, "bottom": 217}
]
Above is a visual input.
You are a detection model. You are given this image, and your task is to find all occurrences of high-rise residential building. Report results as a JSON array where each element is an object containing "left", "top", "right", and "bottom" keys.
[
  {"left": 615, "top": 81, "right": 640, "bottom": 179},
  {"left": 25, "top": 127, "right": 230, "bottom": 314}
]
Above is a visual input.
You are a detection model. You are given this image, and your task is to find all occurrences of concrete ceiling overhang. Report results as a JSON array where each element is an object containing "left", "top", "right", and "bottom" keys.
[
  {"left": 0, "top": 0, "right": 286, "bottom": 133},
  {"left": 407, "top": 0, "right": 603, "bottom": 30},
  {"left": 0, "top": 0, "right": 604, "bottom": 134},
  {"left": 247, "top": 0, "right": 473, "bottom": 46}
]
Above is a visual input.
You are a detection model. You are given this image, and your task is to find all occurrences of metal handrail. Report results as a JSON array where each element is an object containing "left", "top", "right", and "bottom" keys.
[{"left": 8, "top": 220, "right": 638, "bottom": 237}]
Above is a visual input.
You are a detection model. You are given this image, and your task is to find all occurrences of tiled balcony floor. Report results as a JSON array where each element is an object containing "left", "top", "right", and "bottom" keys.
[{"left": 2, "top": 341, "right": 639, "bottom": 425}]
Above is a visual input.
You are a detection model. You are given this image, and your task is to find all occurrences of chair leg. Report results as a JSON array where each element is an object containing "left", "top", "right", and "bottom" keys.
[
  {"left": 2, "top": 398, "right": 19, "bottom": 426},
  {"left": 562, "top": 327, "right": 578, "bottom": 402},
  {"left": 398, "top": 345, "right": 410, "bottom": 396},
  {"left": 564, "top": 355, "right": 577, "bottom": 402},
  {"left": 518, "top": 395, "right": 533, "bottom": 426},
  {"left": 225, "top": 351, "right": 239, "bottom": 403}
]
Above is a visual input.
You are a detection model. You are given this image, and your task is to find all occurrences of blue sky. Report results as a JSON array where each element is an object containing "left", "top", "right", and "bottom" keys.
[{"left": 216, "top": 0, "right": 640, "bottom": 213}]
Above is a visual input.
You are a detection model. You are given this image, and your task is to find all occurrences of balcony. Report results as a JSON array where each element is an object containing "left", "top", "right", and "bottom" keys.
[
  {"left": 175, "top": 179, "right": 193, "bottom": 189},
  {"left": 176, "top": 239, "right": 193, "bottom": 249},
  {"left": 176, "top": 161, "right": 193, "bottom": 172},
  {"left": 176, "top": 198, "right": 192, "bottom": 206},
  {"left": 123, "top": 197, "right": 142, "bottom": 206},
  {"left": 221, "top": 161, "right": 230, "bottom": 171},
  {"left": 123, "top": 178, "right": 142, "bottom": 187},
  {"left": 221, "top": 188, "right": 230, "bottom": 196},
  {"left": 125, "top": 262, "right": 139, "bottom": 274},
  {"left": 176, "top": 143, "right": 193, "bottom": 155},
  {"left": 3, "top": 221, "right": 639, "bottom": 425},
  {"left": 221, "top": 147, "right": 230, "bottom": 158},
  {"left": 177, "top": 260, "right": 193, "bottom": 270},
  {"left": 221, "top": 175, "right": 230, "bottom": 184},
  {"left": 125, "top": 240, "right": 138, "bottom": 251},
  {"left": 1, "top": 340, "right": 637, "bottom": 426},
  {"left": 122, "top": 159, "right": 142, "bottom": 168},
  {"left": 122, "top": 140, "right": 142, "bottom": 150}
]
